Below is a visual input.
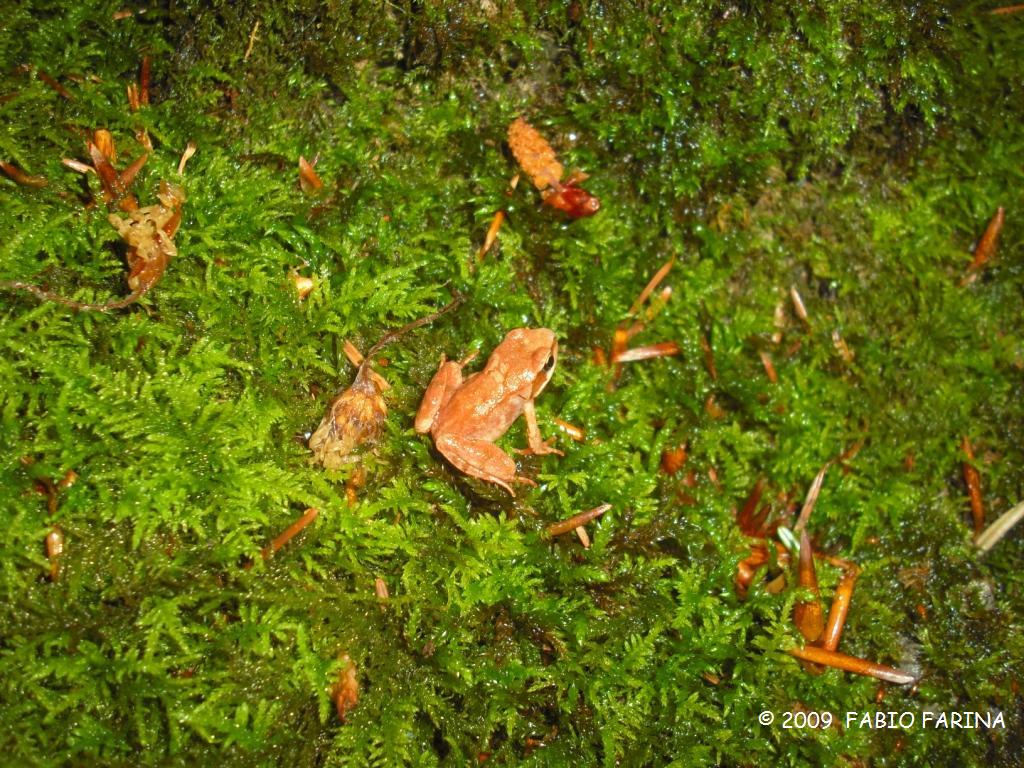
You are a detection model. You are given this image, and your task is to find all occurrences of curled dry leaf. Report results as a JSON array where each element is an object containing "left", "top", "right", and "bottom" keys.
[
  {"left": 962, "top": 207, "right": 1005, "bottom": 285},
  {"left": 62, "top": 157, "right": 94, "bottom": 174},
  {"left": 108, "top": 181, "right": 185, "bottom": 300},
  {"left": 308, "top": 365, "right": 388, "bottom": 470},
  {"left": 553, "top": 417, "right": 585, "bottom": 442},
  {"left": 660, "top": 444, "right": 687, "bottom": 475},
  {"left": 298, "top": 155, "right": 324, "bottom": 194},
  {"left": 760, "top": 350, "right": 778, "bottom": 383},
  {"left": 0, "top": 181, "right": 184, "bottom": 312},
  {"left": 332, "top": 653, "right": 360, "bottom": 722},
  {"left": 476, "top": 210, "right": 505, "bottom": 261},
  {"left": 126, "top": 83, "right": 140, "bottom": 112},
  {"left": 788, "top": 645, "right": 915, "bottom": 685},
  {"left": 611, "top": 341, "right": 679, "bottom": 363},
  {"left": 290, "top": 272, "right": 315, "bottom": 300},
  {"left": 793, "top": 531, "right": 825, "bottom": 643},
  {"left": 820, "top": 569, "right": 858, "bottom": 652},
  {"left": 546, "top": 503, "right": 611, "bottom": 538},
  {"left": 87, "top": 132, "right": 151, "bottom": 212},
  {"left": 976, "top": 499, "right": 1024, "bottom": 553},
  {"left": 93, "top": 129, "right": 117, "bottom": 163},
  {"left": 309, "top": 296, "right": 463, "bottom": 469}
]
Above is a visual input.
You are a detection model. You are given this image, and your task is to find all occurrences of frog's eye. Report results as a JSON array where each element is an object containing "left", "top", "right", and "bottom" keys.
[{"left": 543, "top": 355, "right": 555, "bottom": 372}]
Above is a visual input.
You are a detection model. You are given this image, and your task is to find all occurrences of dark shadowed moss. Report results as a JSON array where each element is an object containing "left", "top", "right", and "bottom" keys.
[{"left": 1, "top": 1, "right": 1022, "bottom": 766}]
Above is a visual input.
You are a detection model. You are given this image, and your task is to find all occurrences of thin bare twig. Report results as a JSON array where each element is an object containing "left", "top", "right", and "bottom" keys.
[
  {"left": 546, "top": 504, "right": 611, "bottom": 538},
  {"left": 976, "top": 499, "right": 1024, "bottom": 553},
  {"left": 793, "top": 463, "right": 831, "bottom": 535}
]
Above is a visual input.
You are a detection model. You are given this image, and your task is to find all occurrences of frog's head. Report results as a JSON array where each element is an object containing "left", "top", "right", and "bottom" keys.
[{"left": 523, "top": 328, "right": 558, "bottom": 397}]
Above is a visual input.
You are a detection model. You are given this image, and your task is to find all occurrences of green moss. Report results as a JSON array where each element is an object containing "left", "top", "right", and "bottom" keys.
[{"left": 1, "top": 1, "right": 1022, "bottom": 765}]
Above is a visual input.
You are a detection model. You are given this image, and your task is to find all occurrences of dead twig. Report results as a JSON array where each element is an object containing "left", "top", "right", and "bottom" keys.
[
  {"left": 975, "top": 499, "right": 1024, "bottom": 553},
  {"left": 476, "top": 210, "right": 505, "bottom": 261},
  {"left": 788, "top": 645, "right": 915, "bottom": 685},
  {"left": 961, "top": 207, "right": 1004, "bottom": 285},
  {"left": 546, "top": 504, "right": 611, "bottom": 538},
  {"left": 793, "top": 463, "right": 830, "bottom": 535},
  {"left": 262, "top": 508, "right": 319, "bottom": 559},
  {"left": 961, "top": 436, "right": 985, "bottom": 535}
]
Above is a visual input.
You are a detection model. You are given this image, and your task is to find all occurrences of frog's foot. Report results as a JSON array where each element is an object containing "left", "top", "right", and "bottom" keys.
[
  {"left": 514, "top": 436, "right": 564, "bottom": 457},
  {"left": 435, "top": 433, "right": 527, "bottom": 496}
]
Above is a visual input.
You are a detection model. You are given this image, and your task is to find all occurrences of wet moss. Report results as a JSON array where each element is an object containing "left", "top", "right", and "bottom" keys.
[{"left": 1, "top": 1, "right": 1022, "bottom": 766}]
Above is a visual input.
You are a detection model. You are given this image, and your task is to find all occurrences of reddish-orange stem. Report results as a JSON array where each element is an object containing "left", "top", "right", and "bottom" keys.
[
  {"left": 553, "top": 417, "right": 585, "bottom": 442},
  {"left": 820, "top": 569, "right": 859, "bottom": 651},
  {"left": 962, "top": 436, "right": 985, "bottom": 534},
  {"left": 788, "top": 646, "right": 915, "bottom": 685},
  {"left": 700, "top": 332, "right": 718, "bottom": 380},
  {"left": 612, "top": 341, "right": 680, "bottom": 363},
  {"left": 546, "top": 504, "right": 611, "bottom": 537},
  {"left": 794, "top": 530, "right": 824, "bottom": 642},
  {"left": 760, "top": 350, "right": 778, "bottom": 383},
  {"left": 262, "top": 507, "right": 319, "bottom": 559},
  {"left": 139, "top": 56, "right": 151, "bottom": 105},
  {"left": 628, "top": 257, "right": 674, "bottom": 316},
  {"left": 37, "top": 70, "right": 72, "bottom": 99},
  {"left": 476, "top": 210, "right": 506, "bottom": 261},
  {"left": 737, "top": 477, "right": 766, "bottom": 536},
  {"left": 0, "top": 161, "right": 47, "bottom": 187}
]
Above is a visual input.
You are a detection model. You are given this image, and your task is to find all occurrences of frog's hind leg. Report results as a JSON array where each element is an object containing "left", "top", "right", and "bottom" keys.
[
  {"left": 414, "top": 357, "right": 464, "bottom": 434},
  {"left": 435, "top": 434, "right": 528, "bottom": 496}
]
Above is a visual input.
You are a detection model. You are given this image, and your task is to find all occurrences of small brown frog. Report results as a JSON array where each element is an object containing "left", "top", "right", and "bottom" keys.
[{"left": 415, "top": 328, "right": 563, "bottom": 495}]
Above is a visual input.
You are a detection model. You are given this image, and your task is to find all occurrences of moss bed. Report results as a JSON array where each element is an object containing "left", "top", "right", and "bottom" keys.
[{"left": 1, "top": 2, "right": 1022, "bottom": 765}]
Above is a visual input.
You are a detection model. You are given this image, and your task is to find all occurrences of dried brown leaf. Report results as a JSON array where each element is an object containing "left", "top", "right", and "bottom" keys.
[
  {"left": 332, "top": 654, "right": 360, "bottom": 722},
  {"left": 298, "top": 155, "right": 324, "bottom": 194},
  {"left": 309, "top": 367, "right": 388, "bottom": 469}
]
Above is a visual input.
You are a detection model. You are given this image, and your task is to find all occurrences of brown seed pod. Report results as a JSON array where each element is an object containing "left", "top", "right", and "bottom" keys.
[{"left": 507, "top": 117, "right": 563, "bottom": 191}]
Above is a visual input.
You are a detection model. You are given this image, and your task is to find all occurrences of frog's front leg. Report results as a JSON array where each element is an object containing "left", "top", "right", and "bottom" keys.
[
  {"left": 414, "top": 355, "right": 464, "bottom": 434},
  {"left": 435, "top": 433, "right": 535, "bottom": 496},
  {"left": 517, "top": 400, "right": 564, "bottom": 456}
]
